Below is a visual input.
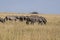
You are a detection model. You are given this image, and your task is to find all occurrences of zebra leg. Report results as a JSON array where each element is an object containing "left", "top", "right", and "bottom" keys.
[{"left": 26, "top": 21, "right": 29, "bottom": 24}]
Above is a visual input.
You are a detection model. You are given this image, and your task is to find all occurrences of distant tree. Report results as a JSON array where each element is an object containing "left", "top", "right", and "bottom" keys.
[{"left": 31, "top": 12, "right": 39, "bottom": 14}]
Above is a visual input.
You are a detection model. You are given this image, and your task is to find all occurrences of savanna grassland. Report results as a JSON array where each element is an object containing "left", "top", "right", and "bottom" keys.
[{"left": 0, "top": 12, "right": 60, "bottom": 40}]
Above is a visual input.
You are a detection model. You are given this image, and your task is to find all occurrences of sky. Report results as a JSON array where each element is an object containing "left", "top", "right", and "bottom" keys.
[{"left": 0, "top": 0, "right": 60, "bottom": 14}]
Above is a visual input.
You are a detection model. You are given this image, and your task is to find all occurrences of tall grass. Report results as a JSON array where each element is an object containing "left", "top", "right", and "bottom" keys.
[{"left": 0, "top": 13, "right": 60, "bottom": 40}]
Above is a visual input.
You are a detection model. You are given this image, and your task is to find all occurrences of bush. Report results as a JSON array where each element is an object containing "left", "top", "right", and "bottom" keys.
[{"left": 31, "top": 12, "right": 39, "bottom": 14}]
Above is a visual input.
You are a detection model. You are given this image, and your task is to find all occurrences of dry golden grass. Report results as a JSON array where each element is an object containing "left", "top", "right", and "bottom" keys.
[{"left": 0, "top": 13, "right": 60, "bottom": 40}]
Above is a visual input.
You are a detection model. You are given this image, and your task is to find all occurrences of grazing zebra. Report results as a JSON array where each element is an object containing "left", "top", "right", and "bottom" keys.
[
  {"left": 5, "top": 16, "right": 17, "bottom": 21},
  {"left": 25, "top": 15, "right": 47, "bottom": 25},
  {"left": 0, "top": 17, "right": 5, "bottom": 23}
]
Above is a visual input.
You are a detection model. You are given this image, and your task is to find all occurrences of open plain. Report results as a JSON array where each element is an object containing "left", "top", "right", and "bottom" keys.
[{"left": 0, "top": 13, "right": 60, "bottom": 40}]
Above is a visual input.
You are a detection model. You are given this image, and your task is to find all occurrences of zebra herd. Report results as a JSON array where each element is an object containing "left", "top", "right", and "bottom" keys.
[{"left": 0, "top": 15, "right": 47, "bottom": 25}]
